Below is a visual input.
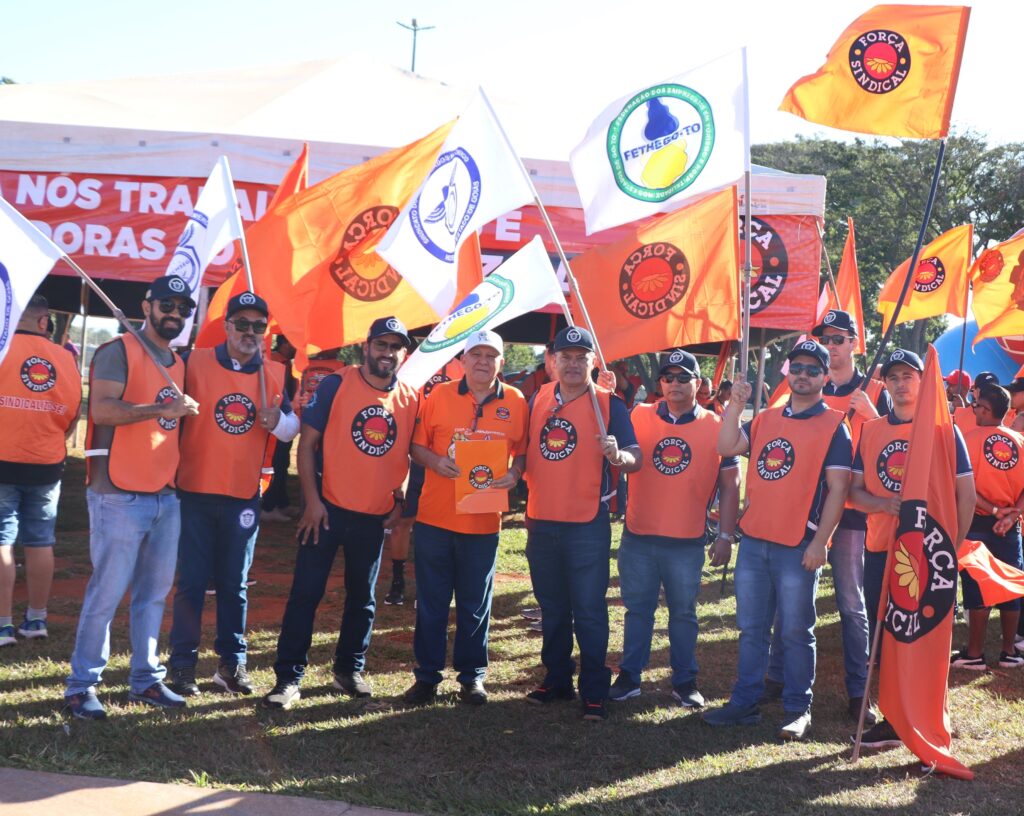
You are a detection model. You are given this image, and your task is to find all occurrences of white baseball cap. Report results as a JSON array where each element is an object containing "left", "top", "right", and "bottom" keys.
[{"left": 464, "top": 329, "right": 503, "bottom": 354}]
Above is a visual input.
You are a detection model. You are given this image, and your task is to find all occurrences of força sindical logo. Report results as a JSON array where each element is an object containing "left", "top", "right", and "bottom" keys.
[
  {"left": 756, "top": 437, "right": 795, "bottom": 481},
  {"left": 875, "top": 438, "right": 908, "bottom": 493},
  {"left": 983, "top": 432, "right": 1019, "bottom": 472},
  {"left": 330, "top": 207, "right": 403, "bottom": 301},
  {"left": 155, "top": 386, "right": 179, "bottom": 431},
  {"left": 849, "top": 29, "right": 911, "bottom": 95},
  {"left": 539, "top": 416, "right": 577, "bottom": 461},
  {"left": 741, "top": 217, "right": 789, "bottom": 314},
  {"left": 913, "top": 256, "right": 946, "bottom": 294},
  {"left": 351, "top": 405, "right": 398, "bottom": 457},
  {"left": 468, "top": 465, "right": 494, "bottom": 490},
  {"left": 619, "top": 242, "right": 690, "bottom": 319},
  {"left": 214, "top": 393, "right": 257, "bottom": 435},
  {"left": 20, "top": 356, "right": 57, "bottom": 392},
  {"left": 653, "top": 436, "right": 691, "bottom": 476}
]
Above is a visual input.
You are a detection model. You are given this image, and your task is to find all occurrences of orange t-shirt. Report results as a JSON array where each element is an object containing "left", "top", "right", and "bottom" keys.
[
  {"left": 952, "top": 405, "right": 976, "bottom": 433},
  {"left": 964, "top": 424, "right": 1024, "bottom": 512}
]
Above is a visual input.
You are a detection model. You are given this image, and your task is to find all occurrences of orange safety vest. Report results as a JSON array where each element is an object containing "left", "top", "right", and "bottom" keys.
[
  {"left": 858, "top": 416, "right": 912, "bottom": 553},
  {"left": 526, "top": 383, "right": 612, "bottom": 523},
  {"left": 320, "top": 366, "right": 418, "bottom": 516},
  {"left": 86, "top": 333, "right": 185, "bottom": 492},
  {"left": 741, "top": 405, "right": 846, "bottom": 547},
  {"left": 964, "top": 424, "right": 1024, "bottom": 514},
  {"left": 626, "top": 404, "right": 722, "bottom": 539},
  {"left": 176, "top": 348, "right": 286, "bottom": 499},
  {"left": 952, "top": 405, "right": 976, "bottom": 433},
  {"left": 0, "top": 333, "right": 81, "bottom": 465}
]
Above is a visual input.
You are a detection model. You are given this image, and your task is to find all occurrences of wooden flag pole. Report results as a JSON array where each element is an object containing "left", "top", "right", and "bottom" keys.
[
  {"left": 739, "top": 171, "right": 753, "bottom": 384},
  {"left": 851, "top": 547, "right": 894, "bottom": 761},
  {"left": 816, "top": 220, "right": 841, "bottom": 303}
]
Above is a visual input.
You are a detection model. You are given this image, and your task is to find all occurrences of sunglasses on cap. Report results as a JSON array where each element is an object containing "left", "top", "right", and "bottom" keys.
[
  {"left": 155, "top": 299, "right": 194, "bottom": 318},
  {"left": 227, "top": 318, "right": 268, "bottom": 335},
  {"left": 789, "top": 363, "right": 824, "bottom": 377},
  {"left": 818, "top": 335, "right": 850, "bottom": 346},
  {"left": 660, "top": 373, "right": 694, "bottom": 384}
]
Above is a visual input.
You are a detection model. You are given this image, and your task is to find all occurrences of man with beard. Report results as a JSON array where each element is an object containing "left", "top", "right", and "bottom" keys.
[
  {"left": 263, "top": 317, "right": 418, "bottom": 709},
  {"left": 64, "top": 275, "right": 200, "bottom": 720}
]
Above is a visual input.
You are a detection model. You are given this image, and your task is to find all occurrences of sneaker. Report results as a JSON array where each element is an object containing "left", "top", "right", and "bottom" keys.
[
  {"left": 760, "top": 678, "right": 783, "bottom": 703},
  {"left": 848, "top": 696, "right": 877, "bottom": 726},
  {"left": 582, "top": 700, "right": 608, "bottom": 721},
  {"left": 384, "top": 576, "right": 405, "bottom": 606},
  {"left": 403, "top": 680, "right": 437, "bottom": 707},
  {"left": 671, "top": 682, "right": 705, "bottom": 709},
  {"left": 950, "top": 650, "right": 987, "bottom": 670},
  {"left": 17, "top": 617, "right": 48, "bottom": 639},
  {"left": 702, "top": 702, "right": 762, "bottom": 727},
  {"left": 64, "top": 690, "right": 106, "bottom": 720},
  {"left": 459, "top": 679, "right": 488, "bottom": 705},
  {"left": 998, "top": 649, "right": 1024, "bottom": 668},
  {"left": 525, "top": 685, "right": 576, "bottom": 705},
  {"left": 129, "top": 681, "right": 186, "bottom": 709},
  {"left": 0, "top": 624, "right": 15, "bottom": 647},
  {"left": 333, "top": 670, "right": 372, "bottom": 698},
  {"left": 528, "top": 620, "right": 543, "bottom": 632},
  {"left": 520, "top": 607, "right": 542, "bottom": 621},
  {"left": 263, "top": 681, "right": 300, "bottom": 710},
  {"left": 855, "top": 719, "right": 902, "bottom": 749},
  {"left": 168, "top": 666, "right": 200, "bottom": 697},
  {"left": 608, "top": 673, "right": 641, "bottom": 702},
  {"left": 1015, "top": 633, "right": 1024, "bottom": 650},
  {"left": 779, "top": 709, "right": 812, "bottom": 740},
  {"left": 213, "top": 663, "right": 255, "bottom": 695}
]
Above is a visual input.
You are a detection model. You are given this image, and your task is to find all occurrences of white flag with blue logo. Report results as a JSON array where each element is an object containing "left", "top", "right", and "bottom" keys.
[
  {"left": 398, "top": 236, "right": 566, "bottom": 390},
  {"left": 0, "top": 196, "right": 63, "bottom": 365},
  {"left": 377, "top": 89, "right": 535, "bottom": 315},
  {"left": 570, "top": 49, "right": 749, "bottom": 235}
]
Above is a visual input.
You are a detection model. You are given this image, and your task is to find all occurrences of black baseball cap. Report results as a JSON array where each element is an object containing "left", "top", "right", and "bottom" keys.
[
  {"left": 880, "top": 348, "right": 924, "bottom": 377},
  {"left": 812, "top": 309, "right": 859, "bottom": 338},
  {"left": 1005, "top": 378, "right": 1024, "bottom": 394},
  {"left": 787, "top": 339, "right": 829, "bottom": 370},
  {"left": 658, "top": 349, "right": 700, "bottom": 378},
  {"left": 226, "top": 291, "right": 269, "bottom": 319},
  {"left": 367, "top": 316, "right": 412, "bottom": 348},
  {"left": 974, "top": 371, "right": 999, "bottom": 390},
  {"left": 552, "top": 326, "right": 595, "bottom": 353},
  {"left": 145, "top": 275, "right": 196, "bottom": 305}
]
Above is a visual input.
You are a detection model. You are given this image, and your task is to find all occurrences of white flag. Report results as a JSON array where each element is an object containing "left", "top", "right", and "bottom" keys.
[
  {"left": 0, "top": 197, "right": 63, "bottom": 365},
  {"left": 377, "top": 89, "right": 535, "bottom": 315},
  {"left": 398, "top": 236, "right": 566, "bottom": 390},
  {"left": 166, "top": 156, "right": 245, "bottom": 345},
  {"left": 570, "top": 49, "right": 749, "bottom": 235}
]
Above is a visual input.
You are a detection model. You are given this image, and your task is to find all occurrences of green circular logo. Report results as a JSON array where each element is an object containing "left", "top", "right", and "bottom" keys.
[
  {"left": 606, "top": 84, "right": 715, "bottom": 202},
  {"left": 419, "top": 274, "right": 515, "bottom": 354}
]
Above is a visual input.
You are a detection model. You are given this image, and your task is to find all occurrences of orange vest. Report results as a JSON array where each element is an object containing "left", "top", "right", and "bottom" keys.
[
  {"left": 742, "top": 405, "right": 846, "bottom": 546},
  {"left": 526, "top": 383, "right": 612, "bottom": 523},
  {"left": 823, "top": 377, "right": 884, "bottom": 451},
  {"left": 858, "top": 416, "right": 912, "bottom": 553},
  {"left": 964, "top": 424, "right": 1024, "bottom": 513},
  {"left": 86, "top": 334, "right": 185, "bottom": 492},
  {"left": 0, "top": 333, "right": 81, "bottom": 465},
  {"left": 626, "top": 404, "right": 722, "bottom": 539},
  {"left": 952, "top": 405, "right": 976, "bottom": 433},
  {"left": 321, "top": 366, "right": 418, "bottom": 516},
  {"left": 298, "top": 359, "right": 346, "bottom": 414},
  {"left": 177, "top": 349, "right": 286, "bottom": 499}
]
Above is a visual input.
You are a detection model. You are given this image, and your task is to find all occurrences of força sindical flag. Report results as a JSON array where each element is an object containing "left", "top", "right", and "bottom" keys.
[{"left": 970, "top": 229, "right": 1024, "bottom": 345}]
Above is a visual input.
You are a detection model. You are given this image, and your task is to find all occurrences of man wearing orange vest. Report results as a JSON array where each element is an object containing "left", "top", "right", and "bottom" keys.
[
  {"left": 263, "top": 317, "right": 417, "bottom": 710},
  {"left": 402, "top": 330, "right": 529, "bottom": 706},
  {"left": 65, "top": 275, "right": 200, "bottom": 720},
  {"left": 0, "top": 296, "right": 81, "bottom": 647},
  {"left": 951, "top": 371, "right": 998, "bottom": 434},
  {"left": 522, "top": 326, "right": 641, "bottom": 722},
  {"left": 167, "top": 292, "right": 299, "bottom": 698},
  {"left": 609, "top": 350, "right": 739, "bottom": 708},
  {"left": 704, "top": 339, "right": 851, "bottom": 740}
]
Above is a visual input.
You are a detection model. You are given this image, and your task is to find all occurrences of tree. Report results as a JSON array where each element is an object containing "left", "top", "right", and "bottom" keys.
[{"left": 502, "top": 343, "right": 540, "bottom": 375}]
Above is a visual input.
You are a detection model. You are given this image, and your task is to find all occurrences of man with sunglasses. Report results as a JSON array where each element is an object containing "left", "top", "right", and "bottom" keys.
[
  {"left": 263, "top": 317, "right": 418, "bottom": 709},
  {"left": 951, "top": 371, "right": 999, "bottom": 434},
  {"left": 609, "top": 350, "right": 739, "bottom": 708},
  {"left": 705, "top": 339, "right": 851, "bottom": 740},
  {"left": 167, "top": 292, "right": 299, "bottom": 698},
  {"left": 65, "top": 275, "right": 200, "bottom": 720}
]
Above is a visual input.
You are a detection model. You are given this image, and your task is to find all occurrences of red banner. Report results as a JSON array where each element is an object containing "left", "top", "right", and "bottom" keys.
[{"left": 744, "top": 214, "right": 822, "bottom": 332}]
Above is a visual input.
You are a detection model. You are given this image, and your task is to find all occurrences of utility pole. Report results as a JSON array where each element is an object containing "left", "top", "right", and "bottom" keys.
[{"left": 396, "top": 18, "right": 435, "bottom": 74}]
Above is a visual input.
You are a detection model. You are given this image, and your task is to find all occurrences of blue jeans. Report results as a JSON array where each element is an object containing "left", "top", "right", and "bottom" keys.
[
  {"left": 169, "top": 491, "right": 259, "bottom": 669},
  {"left": 273, "top": 502, "right": 385, "bottom": 683},
  {"left": 731, "top": 535, "right": 820, "bottom": 713},
  {"left": 412, "top": 522, "right": 499, "bottom": 685},
  {"left": 66, "top": 490, "right": 181, "bottom": 696},
  {"left": 618, "top": 529, "right": 705, "bottom": 687},
  {"left": 525, "top": 514, "right": 612, "bottom": 702},
  {"left": 864, "top": 548, "right": 888, "bottom": 649},
  {"left": 0, "top": 481, "right": 61, "bottom": 546}
]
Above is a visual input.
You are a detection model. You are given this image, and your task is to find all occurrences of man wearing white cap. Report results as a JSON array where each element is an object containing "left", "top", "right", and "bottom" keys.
[{"left": 403, "top": 330, "right": 528, "bottom": 705}]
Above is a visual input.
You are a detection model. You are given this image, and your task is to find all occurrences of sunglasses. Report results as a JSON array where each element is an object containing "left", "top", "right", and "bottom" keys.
[
  {"left": 228, "top": 318, "right": 268, "bottom": 335},
  {"left": 370, "top": 339, "right": 407, "bottom": 353},
  {"left": 818, "top": 335, "right": 850, "bottom": 346},
  {"left": 660, "top": 373, "right": 694, "bottom": 384},
  {"left": 155, "top": 299, "right": 194, "bottom": 318},
  {"left": 789, "top": 363, "right": 824, "bottom": 377}
]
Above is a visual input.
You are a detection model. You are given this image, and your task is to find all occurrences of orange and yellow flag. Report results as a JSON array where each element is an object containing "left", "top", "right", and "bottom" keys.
[
  {"left": 836, "top": 218, "right": 867, "bottom": 356},
  {"left": 970, "top": 230, "right": 1024, "bottom": 344},
  {"left": 877, "top": 224, "right": 972, "bottom": 333},
  {"left": 569, "top": 187, "right": 739, "bottom": 362},
  {"left": 780, "top": 5, "right": 970, "bottom": 139}
]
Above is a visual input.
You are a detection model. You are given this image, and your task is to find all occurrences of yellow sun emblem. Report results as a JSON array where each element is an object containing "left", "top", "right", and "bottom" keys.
[{"left": 894, "top": 542, "right": 921, "bottom": 601}]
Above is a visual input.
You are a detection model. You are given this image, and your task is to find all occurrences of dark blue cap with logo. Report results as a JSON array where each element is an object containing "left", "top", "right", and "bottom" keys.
[
  {"left": 812, "top": 309, "right": 859, "bottom": 337},
  {"left": 658, "top": 348, "right": 700, "bottom": 378},
  {"left": 226, "top": 291, "right": 269, "bottom": 318},
  {"left": 553, "top": 326, "right": 595, "bottom": 352},
  {"left": 367, "top": 316, "right": 412, "bottom": 348},
  {"left": 145, "top": 275, "right": 196, "bottom": 305},
  {"left": 880, "top": 348, "right": 924, "bottom": 377},
  {"left": 787, "top": 338, "right": 830, "bottom": 370}
]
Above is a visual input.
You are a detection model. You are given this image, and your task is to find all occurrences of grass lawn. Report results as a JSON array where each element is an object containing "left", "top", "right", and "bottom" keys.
[{"left": 1, "top": 453, "right": 1023, "bottom": 815}]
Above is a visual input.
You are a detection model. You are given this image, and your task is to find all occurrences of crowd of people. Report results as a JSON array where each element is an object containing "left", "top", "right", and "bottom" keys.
[{"left": 2, "top": 278, "right": 1023, "bottom": 746}]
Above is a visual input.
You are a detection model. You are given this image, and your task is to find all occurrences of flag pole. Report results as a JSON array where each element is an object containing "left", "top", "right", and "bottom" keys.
[
  {"left": 955, "top": 283, "right": 970, "bottom": 404},
  {"left": 851, "top": 549, "right": 893, "bottom": 761},
  {"left": 738, "top": 48, "right": 753, "bottom": 384},
  {"left": 816, "top": 221, "right": 841, "bottom": 302}
]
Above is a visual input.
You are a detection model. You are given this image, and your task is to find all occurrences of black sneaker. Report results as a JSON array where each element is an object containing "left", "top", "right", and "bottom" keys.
[
  {"left": 671, "top": 682, "right": 705, "bottom": 709},
  {"left": 998, "top": 649, "right": 1024, "bottom": 668},
  {"left": 128, "top": 682, "right": 186, "bottom": 709},
  {"left": 64, "top": 690, "right": 107, "bottom": 720},
  {"left": 950, "top": 650, "right": 987, "bottom": 671},
  {"left": 262, "top": 681, "right": 300, "bottom": 710},
  {"left": 213, "top": 663, "right": 254, "bottom": 695},
  {"left": 333, "top": 670, "right": 373, "bottom": 698},
  {"left": 848, "top": 696, "right": 877, "bottom": 726},
  {"left": 525, "top": 685, "right": 576, "bottom": 705},
  {"left": 459, "top": 679, "right": 488, "bottom": 705},
  {"left": 582, "top": 700, "right": 608, "bottom": 721},
  {"left": 855, "top": 719, "right": 902, "bottom": 749},
  {"left": 168, "top": 666, "right": 200, "bottom": 697},
  {"left": 384, "top": 575, "right": 405, "bottom": 606},
  {"left": 760, "top": 678, "right": 784, "bottom": 702},
  {"left": 403, "top": 680, "right": 438, "bottom": 707},
  {"left": 608, "top": 673, "right": 641, "bottom": 702}
]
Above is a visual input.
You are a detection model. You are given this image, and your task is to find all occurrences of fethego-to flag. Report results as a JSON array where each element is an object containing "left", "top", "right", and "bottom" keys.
[
  {"left": 877, "top": 223, "right": 972, "bottom": 333},
  {"left": 397, "top": 236, "right": 567, "bottom": 390},
  {"left": 571, "top": 49, "right": 749, "bottom": 235},
  {"left": 195, "top": 144, "right": 310, "bottom": 349},
  {"left": 779, "top": 5, "right": 971, "bottom": 139},
  {"left": 877, "top": 344, "right": 972, "bottom": 779},
  {"left": 0, "top": 196, "right": 63, "bottom": 364},
  {"left": 957, "top": 539, "right": 1024, "bottom": 607},
  {"left": 570, "top": 187, "right": 739, "bottom": 361},
  {"left": 837, "top": 218, "right": 867, "bottom": 356},
  {"left": 970, "top": 230, "right": 1024, "bottom": 344},
  {"left": 377, "top": 89, "right": 535, "bottom": 315}
]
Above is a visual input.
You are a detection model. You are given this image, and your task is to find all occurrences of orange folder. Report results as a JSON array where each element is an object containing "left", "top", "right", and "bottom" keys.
[{"left": 454, "top": 439, "right": 509, "bottom": 515}]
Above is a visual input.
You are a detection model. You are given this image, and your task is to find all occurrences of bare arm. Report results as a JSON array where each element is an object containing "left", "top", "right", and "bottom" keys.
[
  {"left": 491, "top": 453, "right": 526, "bottom": 490},
  {"left": 709, "top": 466, "right": 741, "bottom": 567},
  {"left": 718, "top": 380, "right": 751, "bottom": 457},
  {"left": 954, "top": 473, "right": 977, "bottom": 547},
  {"left": 803, "top": 468, "right": 851, "bottom": 571},
  {"left": 295, "top": 427, "right": 329, "bottom": 546},
  {"left": 412, "top": 442, "right": 460, "bottom": 478},
  {"left": 89, "top": 377, "right": 197, "bottom": 426},
  {"left": 849, "top": 471, "right": 900, "bottom": 516}
]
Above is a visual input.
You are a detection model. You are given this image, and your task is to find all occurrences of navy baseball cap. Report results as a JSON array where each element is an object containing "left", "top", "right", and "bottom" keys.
[
  {"left": 658, "top": 349, "right": 700, "bottom": 378},
  {"left": 552, "top": 326, "right": 595, "bottom": 353},
  {"left": 226, "top": 291, "right": 268, "bottom": 319},
  {"left": 812, "top": 309, "right": 859, "bottom": 337},
  {"left": 787, "top": 339, "right": 830, "bottom": 370},
  {"left": 974, "top": 371, "right": 999, "bottom": 390},
  {"left": 367, "top": 316, "right": 412, "bottom": 348},
  {"left": 880, "top": 348, "right": 924, "bottom": 377},
  {"left": 145, "top": 275, "right": 196, "bottom": 305}
]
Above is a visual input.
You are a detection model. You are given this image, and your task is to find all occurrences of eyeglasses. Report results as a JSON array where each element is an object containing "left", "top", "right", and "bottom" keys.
[
  {"left": 155, "top": 299, "right": 194, "bottom": 318},
  {"left": 370, "top": 339, "right": 406, "bottom": 353},
  {"left": 660, "top": 373, "right": 694, "bottom": 384},
  {"left": 818, "top": 335, "right": 850, "bottom": 346},
  {"left": 789, "top": 363, "right": 824, "bottom": 377},
  {"left": 228, "top": 318, "right": 268, "bottom": 335}
]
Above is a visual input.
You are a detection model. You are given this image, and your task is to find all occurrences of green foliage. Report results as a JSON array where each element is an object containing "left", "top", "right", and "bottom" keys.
[{"left": 502, "top": 343, "right": 540, "bottom": 375}]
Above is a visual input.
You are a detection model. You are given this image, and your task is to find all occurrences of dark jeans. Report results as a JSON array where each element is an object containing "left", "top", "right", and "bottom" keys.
[
  {"left": 169, "top": 492, "right": 260, "bottom": 669},
  {"left": 412, "top": 522, "right": 499, "bottom": 685},
  {"left": 273, "top": 502, "right": 386, "bottom": 683},
  {"left": 525, "top": 513, "right": 612, "bottom": 702},
  {"left": 261, "top": 440, "right": 293, "bottom": 511},
  {"left": 864, "top": 548, "right": 888, "bottom": 650}
]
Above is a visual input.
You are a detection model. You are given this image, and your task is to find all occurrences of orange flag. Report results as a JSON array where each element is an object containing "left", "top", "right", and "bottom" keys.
[
  {"left": 780, "top": 5, "right": 970, "bottom": 139},
  {"left": 836, "top": 218, "right": 867, "bottom": 355},
  {"left": 957, "top": 539, "right": 1024, "bottom": 607},
  {"left": 877, "top": 224, "right": 972, "bottom": 333},
  {"left": 569, "top": 187, "right": 739, "bottom": 361},
  {"left": 970, "top": 229, "right": 1024, "bottom": 344},
  {"left": 712, "top": 341, "right": 733, "bottom": 388},
  {"left": 877, "top": 344, "right": 971, "bottom": 779}
]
